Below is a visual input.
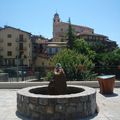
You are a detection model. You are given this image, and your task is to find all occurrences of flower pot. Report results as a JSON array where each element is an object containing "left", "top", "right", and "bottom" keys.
[{"left": 97, "top": 75, "right": 115, "bottom": 94}]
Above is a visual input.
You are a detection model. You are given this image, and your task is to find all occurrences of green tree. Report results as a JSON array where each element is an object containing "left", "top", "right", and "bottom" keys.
[
  {"left": 73, "top": 38, "right": 96, "bottom": 60},
  {"left": 50, "top": 49, "right": 96, "bottom": 81},
  {"left": 94, "top": 48, "right": 120, "bottom": 78},
  {"left": 67, "top": 18, "right": 76, "bottom": 49},
  {"left": 89, "top": 40, "right": 118, "bottom": 53}
]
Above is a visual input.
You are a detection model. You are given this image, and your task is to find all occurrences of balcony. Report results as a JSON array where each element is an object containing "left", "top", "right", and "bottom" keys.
[
  {"left": 16, "top": 47, "right": 27, "bottom": 51},
  {"left": 16, "top": 38, "right": 27, "bottom": 42},
  {"left": 19, "top": 47, "right": 27, "bottom": 51}
]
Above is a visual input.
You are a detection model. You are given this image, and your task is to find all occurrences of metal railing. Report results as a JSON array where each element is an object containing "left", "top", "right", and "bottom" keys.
[
  {"left": 16, "top": 38, "right": 27, "bottom": 42},
  {"left": 0, "top": 66, "right": 120, "bottom": 82}
]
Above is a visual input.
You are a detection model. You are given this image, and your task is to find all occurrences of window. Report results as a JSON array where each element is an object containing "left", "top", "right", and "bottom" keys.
[
  {"left": 19, "top": 34, "right": 23, "bottom": 41},
  {"left": 7, "top": 43, "right": 12, "bottom": 46},
  {"left": 55, "top": 48, "right": 58, "bottom": 53},
  {"left": 7, "top": 34, "right": 12, "bottom": 38},
  {"left": 19, "top": 52, "right": 23, "bottom": 58},
  {"left": 7, "top": 51, "right": 12, "bottom": 56},
  {"left": 49, "top": 48, "right": 52, "bottom": 54},
  {"left": 19, "top": 43, "right": 23, "bottom": 50}
]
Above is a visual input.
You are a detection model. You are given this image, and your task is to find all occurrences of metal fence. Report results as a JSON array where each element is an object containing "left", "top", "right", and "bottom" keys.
[{"left": 0, "top": 66, "right": 120, "bottom": 82}]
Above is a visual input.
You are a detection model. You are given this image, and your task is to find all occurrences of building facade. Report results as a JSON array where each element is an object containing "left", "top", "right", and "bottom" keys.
[
  {"left": 76, "top": 33, "right": 117, "bottom": 51},
  {"left": 53, "top": 13, "right": 117, "bottom": 50},
  {"left": 0, "top": 26, "right": 32, "bottom": 67},
  {"left": 53, "top": 13, "right": 94, "bottom": 42},
  {"left": 0, "top": 13, "right": 117, "bottom": 69},
  {"left": 31, "top": 35, "right": 49, "bottom": 67},
  {"left": 47, "top": 42, "right": 66, "bottom": 56}
]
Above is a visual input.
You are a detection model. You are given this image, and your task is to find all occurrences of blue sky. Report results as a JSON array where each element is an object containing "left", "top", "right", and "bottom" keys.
[{"left": 0, "top": 0, "right": 120, "bottom": 45}]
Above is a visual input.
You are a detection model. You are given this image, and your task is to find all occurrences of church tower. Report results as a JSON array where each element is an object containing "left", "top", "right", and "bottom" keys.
[{"left": 53, "top": 13, "right": 61, "bottom": 41}]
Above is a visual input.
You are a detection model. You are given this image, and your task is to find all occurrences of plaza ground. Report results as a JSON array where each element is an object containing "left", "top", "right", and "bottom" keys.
[{"left": 0, "top": 87, "right": 120, "bottom": 120}]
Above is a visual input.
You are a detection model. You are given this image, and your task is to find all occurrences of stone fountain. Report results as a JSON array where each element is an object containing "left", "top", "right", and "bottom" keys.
[{"left": 17, "top": 64, "right": 97, "bottom": 120}]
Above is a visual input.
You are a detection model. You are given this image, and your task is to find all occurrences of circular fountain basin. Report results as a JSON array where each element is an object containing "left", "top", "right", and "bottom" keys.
[{"left": 17, "top": 85, "right": 97, "bottom": 120}]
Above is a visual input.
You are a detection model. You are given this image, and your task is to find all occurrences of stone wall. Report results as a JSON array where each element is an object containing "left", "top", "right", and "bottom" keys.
[{"left": 17, "top": 85, "right": 97, "bottom": 120}]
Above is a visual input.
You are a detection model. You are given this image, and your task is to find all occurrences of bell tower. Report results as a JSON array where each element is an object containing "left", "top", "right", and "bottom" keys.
[
  {"left": 53, "top": 12, "right": 60, "bottom": 24},
  {"left": 53, "top": 13, "right": 60, "bottom": 41}
]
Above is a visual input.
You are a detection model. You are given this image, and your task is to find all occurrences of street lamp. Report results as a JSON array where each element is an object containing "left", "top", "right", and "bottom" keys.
[
  {"left": 21, "top": 54, "right": 24, "bottom": 81},
  {"left": 16, "top": 38, "right": 19, "bottom": 82}
]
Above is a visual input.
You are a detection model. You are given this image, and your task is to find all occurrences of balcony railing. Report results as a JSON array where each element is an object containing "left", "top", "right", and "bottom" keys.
[
  {"left": 16, "top": 38, "right": 27, "bottom": 42},
  {"left": 16, "top": 47, "right": 27, "bottom": 51}
]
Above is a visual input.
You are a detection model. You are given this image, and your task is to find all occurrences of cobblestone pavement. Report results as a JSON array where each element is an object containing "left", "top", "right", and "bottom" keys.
[{"left": 0, "top": 88, "right": 120, "bottom": 120}]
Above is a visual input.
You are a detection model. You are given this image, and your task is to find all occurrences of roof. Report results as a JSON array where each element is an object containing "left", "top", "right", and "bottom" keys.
[
  {"left": 77, "top": 33, "right": 108, "bottom": 38},
  {"left": 54, "top": 12, "right": 59, "bottom": 17},
  {"left": 61, "top": 22, "right": 94, "bottom": 31},
  {"left": 0, "top": 25, "right": 31, "bottom": 35},
  {"left": 47, "top": 42, "right": 66, "bottom": 47},
  {"left": 48, "top": 42, "right": 67, "bottom": 44}
]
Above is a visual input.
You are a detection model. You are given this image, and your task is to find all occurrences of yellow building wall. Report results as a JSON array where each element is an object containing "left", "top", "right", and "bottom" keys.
[{"left": 0, "top": 27, "right": 32, "bottom": 66}]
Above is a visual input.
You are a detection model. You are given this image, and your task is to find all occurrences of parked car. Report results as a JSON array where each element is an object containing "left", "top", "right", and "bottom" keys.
[
  {"left": 18, "top": 66, "right": 33, "bottom": 76},
  {"left": 3, "top": 66, "right": 33, "bottom": 77},
  {"left": 18, "top": 70, "right": 27, "bottom": 76}
]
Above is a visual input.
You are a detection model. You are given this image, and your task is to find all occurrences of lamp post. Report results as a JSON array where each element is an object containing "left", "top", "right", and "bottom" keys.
[
  {"left": 16, "top": 38, "right": 19, "bottom": 82},
  {"left": 21, "top": 54, "right": 24, "bottom": 81},
  {"left": 16, "top": 53, "right": 19, "bottom": 82}
]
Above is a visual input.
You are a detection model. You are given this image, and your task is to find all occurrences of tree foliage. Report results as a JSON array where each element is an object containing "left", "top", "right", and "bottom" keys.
[
  {"left": 50, "top": 49, "right": 95, "bottom": 81},
  {"left": 89, "top": 40, "right": 117, "bottom": 53},
  {"left": 73, "top": 39, "right": 96, "bottom": 60},
  {"left": 94, "top": 48, "right": 120, "bottom": 78},
  {"left": 67, "top": 18, "right": 76, "bottom": 49}
]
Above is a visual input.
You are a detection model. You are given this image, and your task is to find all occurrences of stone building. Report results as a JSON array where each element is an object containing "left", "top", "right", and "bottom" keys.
[
  {"left": 53, "top": 13, "right": 93, "bottom": 42},
  {"left": 47, "top": 41, "right": 66, "bottom": 56},
  {"left": 0, "top": 13, "right": 117, "bottom": 69},
  {"left": 31, "top": 35, "right": 49, "bottom": 68},
  {"left": 31, "top": 35, "right": 66, "bottom": 68},
  {"left": 76, "top": 33, "right": 117, "bottom": 51},
  {"left": 53, "top": 13, "right": 117, "bottom": 50},
  {"left": 0, "top": 26, "right": 32, "bottom": 67}
]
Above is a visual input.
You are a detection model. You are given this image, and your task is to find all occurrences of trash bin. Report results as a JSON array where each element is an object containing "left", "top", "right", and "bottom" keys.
[{"left": 97, "top": 75, "right": 115, "bottom": 94}]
